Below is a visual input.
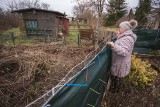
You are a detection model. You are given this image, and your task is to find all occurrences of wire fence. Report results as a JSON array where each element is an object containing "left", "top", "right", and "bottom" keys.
[
  {"left": 0, "top": 32, "right": 16, "bottom": 45},
  {"left": 0, "top": 32, "right": 66, "bottom": 46},
  {"left": 25, "top": 33, "right": 113, "bottom": 107}
]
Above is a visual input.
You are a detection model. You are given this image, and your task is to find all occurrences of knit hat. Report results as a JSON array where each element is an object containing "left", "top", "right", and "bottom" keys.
[{"left": 119, "top": 20, "right": 138, "bottom": 30}]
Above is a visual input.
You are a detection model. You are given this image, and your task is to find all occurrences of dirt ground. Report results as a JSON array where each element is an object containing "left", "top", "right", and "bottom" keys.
[
  {"left": 101, "top": 73, "right": 160, "bottom": 107},
  {"left": 102, "top": 55, "right": 160, "bottom": 107},
  {"left": 0, "top": 45, "right": 94, "bottom": 107},
  {"left": 0, "top": 44, "right": 160, "bottom": 107}
]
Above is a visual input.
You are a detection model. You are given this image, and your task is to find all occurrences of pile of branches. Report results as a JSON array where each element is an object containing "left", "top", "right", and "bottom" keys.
[{"left": 0, "top": 45, "right": 93, "bottom": 107}]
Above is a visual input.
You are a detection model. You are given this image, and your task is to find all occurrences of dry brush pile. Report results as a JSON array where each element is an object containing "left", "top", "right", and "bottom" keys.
[{"left": 0, "top": 45, "right": 94, "bottom": 107}]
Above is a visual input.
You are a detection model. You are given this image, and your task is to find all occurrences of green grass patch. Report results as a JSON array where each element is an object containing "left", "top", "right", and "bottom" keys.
[
  {"left": 1, "top": 26, "right": 97, "bottom": 46},
  {"left": 66, "top": 26, "right": 80, "bottom": 46},
  {"left": 2, "top": 27, "right": 21, "bottom": 36},
  {"left": 66, "top": 33, "right": 78, "bottom": 46},
  {"left": 2, "top": 38, "right": 38, "bottom": 46},
  {"left": 67, "top": 33, "right": 78, "bottom": 40},
  {"left": 1, "top": 27, "right": 40, "bottom": 46}
]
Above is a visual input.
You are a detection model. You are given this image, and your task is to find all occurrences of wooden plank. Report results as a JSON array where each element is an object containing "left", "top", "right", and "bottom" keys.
[{"left": 80, "top": 29, "right": 94, "bottom": 40}]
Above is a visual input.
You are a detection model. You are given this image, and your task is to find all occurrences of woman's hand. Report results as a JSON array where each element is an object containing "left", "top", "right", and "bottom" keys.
[{"left": 107, "top": 42, "right": 115, "bottom": 48}]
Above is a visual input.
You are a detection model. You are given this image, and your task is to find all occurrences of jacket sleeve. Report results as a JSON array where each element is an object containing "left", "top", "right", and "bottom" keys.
[{"left": 112, "top": 36, "right": 134, "bottom": 56}]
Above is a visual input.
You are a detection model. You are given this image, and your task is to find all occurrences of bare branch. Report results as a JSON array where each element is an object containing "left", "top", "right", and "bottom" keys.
[
  {"left": 41, "top": 3, "right": 50, "bottom": 10},
  {"left": 6, "top": 0, "right": 50, "bottom": 11}
]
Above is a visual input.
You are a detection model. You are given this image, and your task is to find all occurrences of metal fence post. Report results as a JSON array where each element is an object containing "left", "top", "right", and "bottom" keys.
[
  {"left": 0, "top": 33, "right": 3, "bottom": 45},
  {"left": 11, "top": 32, "right": 15, "bottom": 45},
  {"left": 78, "top": 33, "right": 80, "bottom": 46}
]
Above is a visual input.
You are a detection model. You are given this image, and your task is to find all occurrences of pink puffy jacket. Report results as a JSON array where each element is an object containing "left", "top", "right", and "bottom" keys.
[{"left": 111, "top": 30, "right": 137, "bottom": 77}]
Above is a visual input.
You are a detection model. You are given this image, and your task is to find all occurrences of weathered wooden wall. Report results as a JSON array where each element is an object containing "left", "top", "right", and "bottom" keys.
[{"left": 22, "top": 10, "right": 61, "bottom": 39}]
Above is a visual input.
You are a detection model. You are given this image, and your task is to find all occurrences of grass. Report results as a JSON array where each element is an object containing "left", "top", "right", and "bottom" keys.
[
  {"left": 1, "top": 27, "right": 39, "bottom": 46},
  {"left": 66, "top": 33, "right": 78, "bottom": 40},
  {"left": 2, "top": 27, "right": 21, "bottom": 37},
  {"left": 66, "top": 25, "right": 114, "bottom": 46},
  {"left": 2, "top": 38, "right": 38, "bottom": 46},
  {"left": 66, "top": 25, "right": 97, "bottom": 46},
  {"left": 66, "top": 32, "right": 79, "bottom": 46},
  {"left": 1, "top": 25, "right": 114, "bottom": 46},
  {"left": 69, "top": 25, "right": 90, "bottom": 29}
]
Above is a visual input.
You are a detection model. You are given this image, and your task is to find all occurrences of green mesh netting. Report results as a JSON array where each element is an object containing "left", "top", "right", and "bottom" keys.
[
  {"left": 42, "top": 29, "right": 160, "bottom": 107},
  {"left": 133, "top": 29, "right": 160, "bottom": 53},
  {"left": 42, "top": 46, "right": 111, "bottom": 107}
]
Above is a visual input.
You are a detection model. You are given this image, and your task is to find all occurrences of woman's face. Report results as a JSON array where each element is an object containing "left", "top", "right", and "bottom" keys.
[{"left": 118, "top": 27, "right": 126, "bottom": 35}]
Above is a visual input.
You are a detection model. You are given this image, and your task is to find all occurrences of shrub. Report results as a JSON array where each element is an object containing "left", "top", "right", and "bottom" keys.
[
  {"left": 150, "top": 50, "right": 160, "bottom": 56},
  {"left": 125, "top": 54, "right": 157, "bottom": 87}
]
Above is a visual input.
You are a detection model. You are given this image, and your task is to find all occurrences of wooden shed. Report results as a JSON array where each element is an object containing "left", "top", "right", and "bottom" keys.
[{"left": 12, "top": 8, "right": 69, "bottom": 40}]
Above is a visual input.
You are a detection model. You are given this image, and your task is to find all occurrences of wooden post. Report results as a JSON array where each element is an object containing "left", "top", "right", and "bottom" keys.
[
  {"left": 36, "top": 29, "right": 38, "bottom": 40},
  {"left": 63, "top": 35, "right": 66, "bottom": 45},
  {"left": 48, "top": 34, "right": 50, "bottom": 42},
  {"left": 11, "top": 32, "right": 15, "bottom": 45},
  {"left": 44, "top": 30, "right": 47, "bottom": 43}
]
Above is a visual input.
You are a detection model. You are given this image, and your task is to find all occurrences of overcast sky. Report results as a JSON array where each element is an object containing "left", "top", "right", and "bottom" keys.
[{"left": 0, "top": 0, "right": 139, "bottom": 16}]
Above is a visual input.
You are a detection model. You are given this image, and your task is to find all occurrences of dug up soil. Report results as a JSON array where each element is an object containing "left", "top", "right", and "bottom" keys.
[
  {"left": 0, "top": 44, "right": 160, "bottom": 107},
  {"left": 0, "top": 45, "right": 94, "bottom": 107}
]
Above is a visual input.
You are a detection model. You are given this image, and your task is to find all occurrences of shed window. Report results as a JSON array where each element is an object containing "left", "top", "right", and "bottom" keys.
[{"left": 26, "top": 20, "right": 38, "bottom": 31}]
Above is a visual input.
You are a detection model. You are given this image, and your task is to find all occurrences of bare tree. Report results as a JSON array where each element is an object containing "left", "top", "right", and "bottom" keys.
[
  {"left": 73, "top": 1, "right": 93, "bottom": 17},
  {"left": 73, "top": 0, "right": 106, "bottom": 17},
  {"left": 41, "top": 3, "right": 50, "bottom": 10},
  {"left": 90, "top": 0, "right": 106, "bottom": 17},
  {"left": 72, "top": 0, "right": 97, "bottom": 28},
  {"left": 0, "top": 10, "right": 19, "bottom": 30},
  {"left": 6, "top": 0, "right": 50, "bottom": 11}
]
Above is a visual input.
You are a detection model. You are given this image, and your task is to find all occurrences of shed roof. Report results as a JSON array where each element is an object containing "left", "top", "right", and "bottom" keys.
[{"left": 12, "top": 8, "right": 66, "bottom": 16}]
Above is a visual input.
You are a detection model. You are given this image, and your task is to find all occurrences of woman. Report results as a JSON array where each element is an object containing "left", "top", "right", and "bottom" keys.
[{"left": 107, "top": 20, "right": 138, "bottom": 92}]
